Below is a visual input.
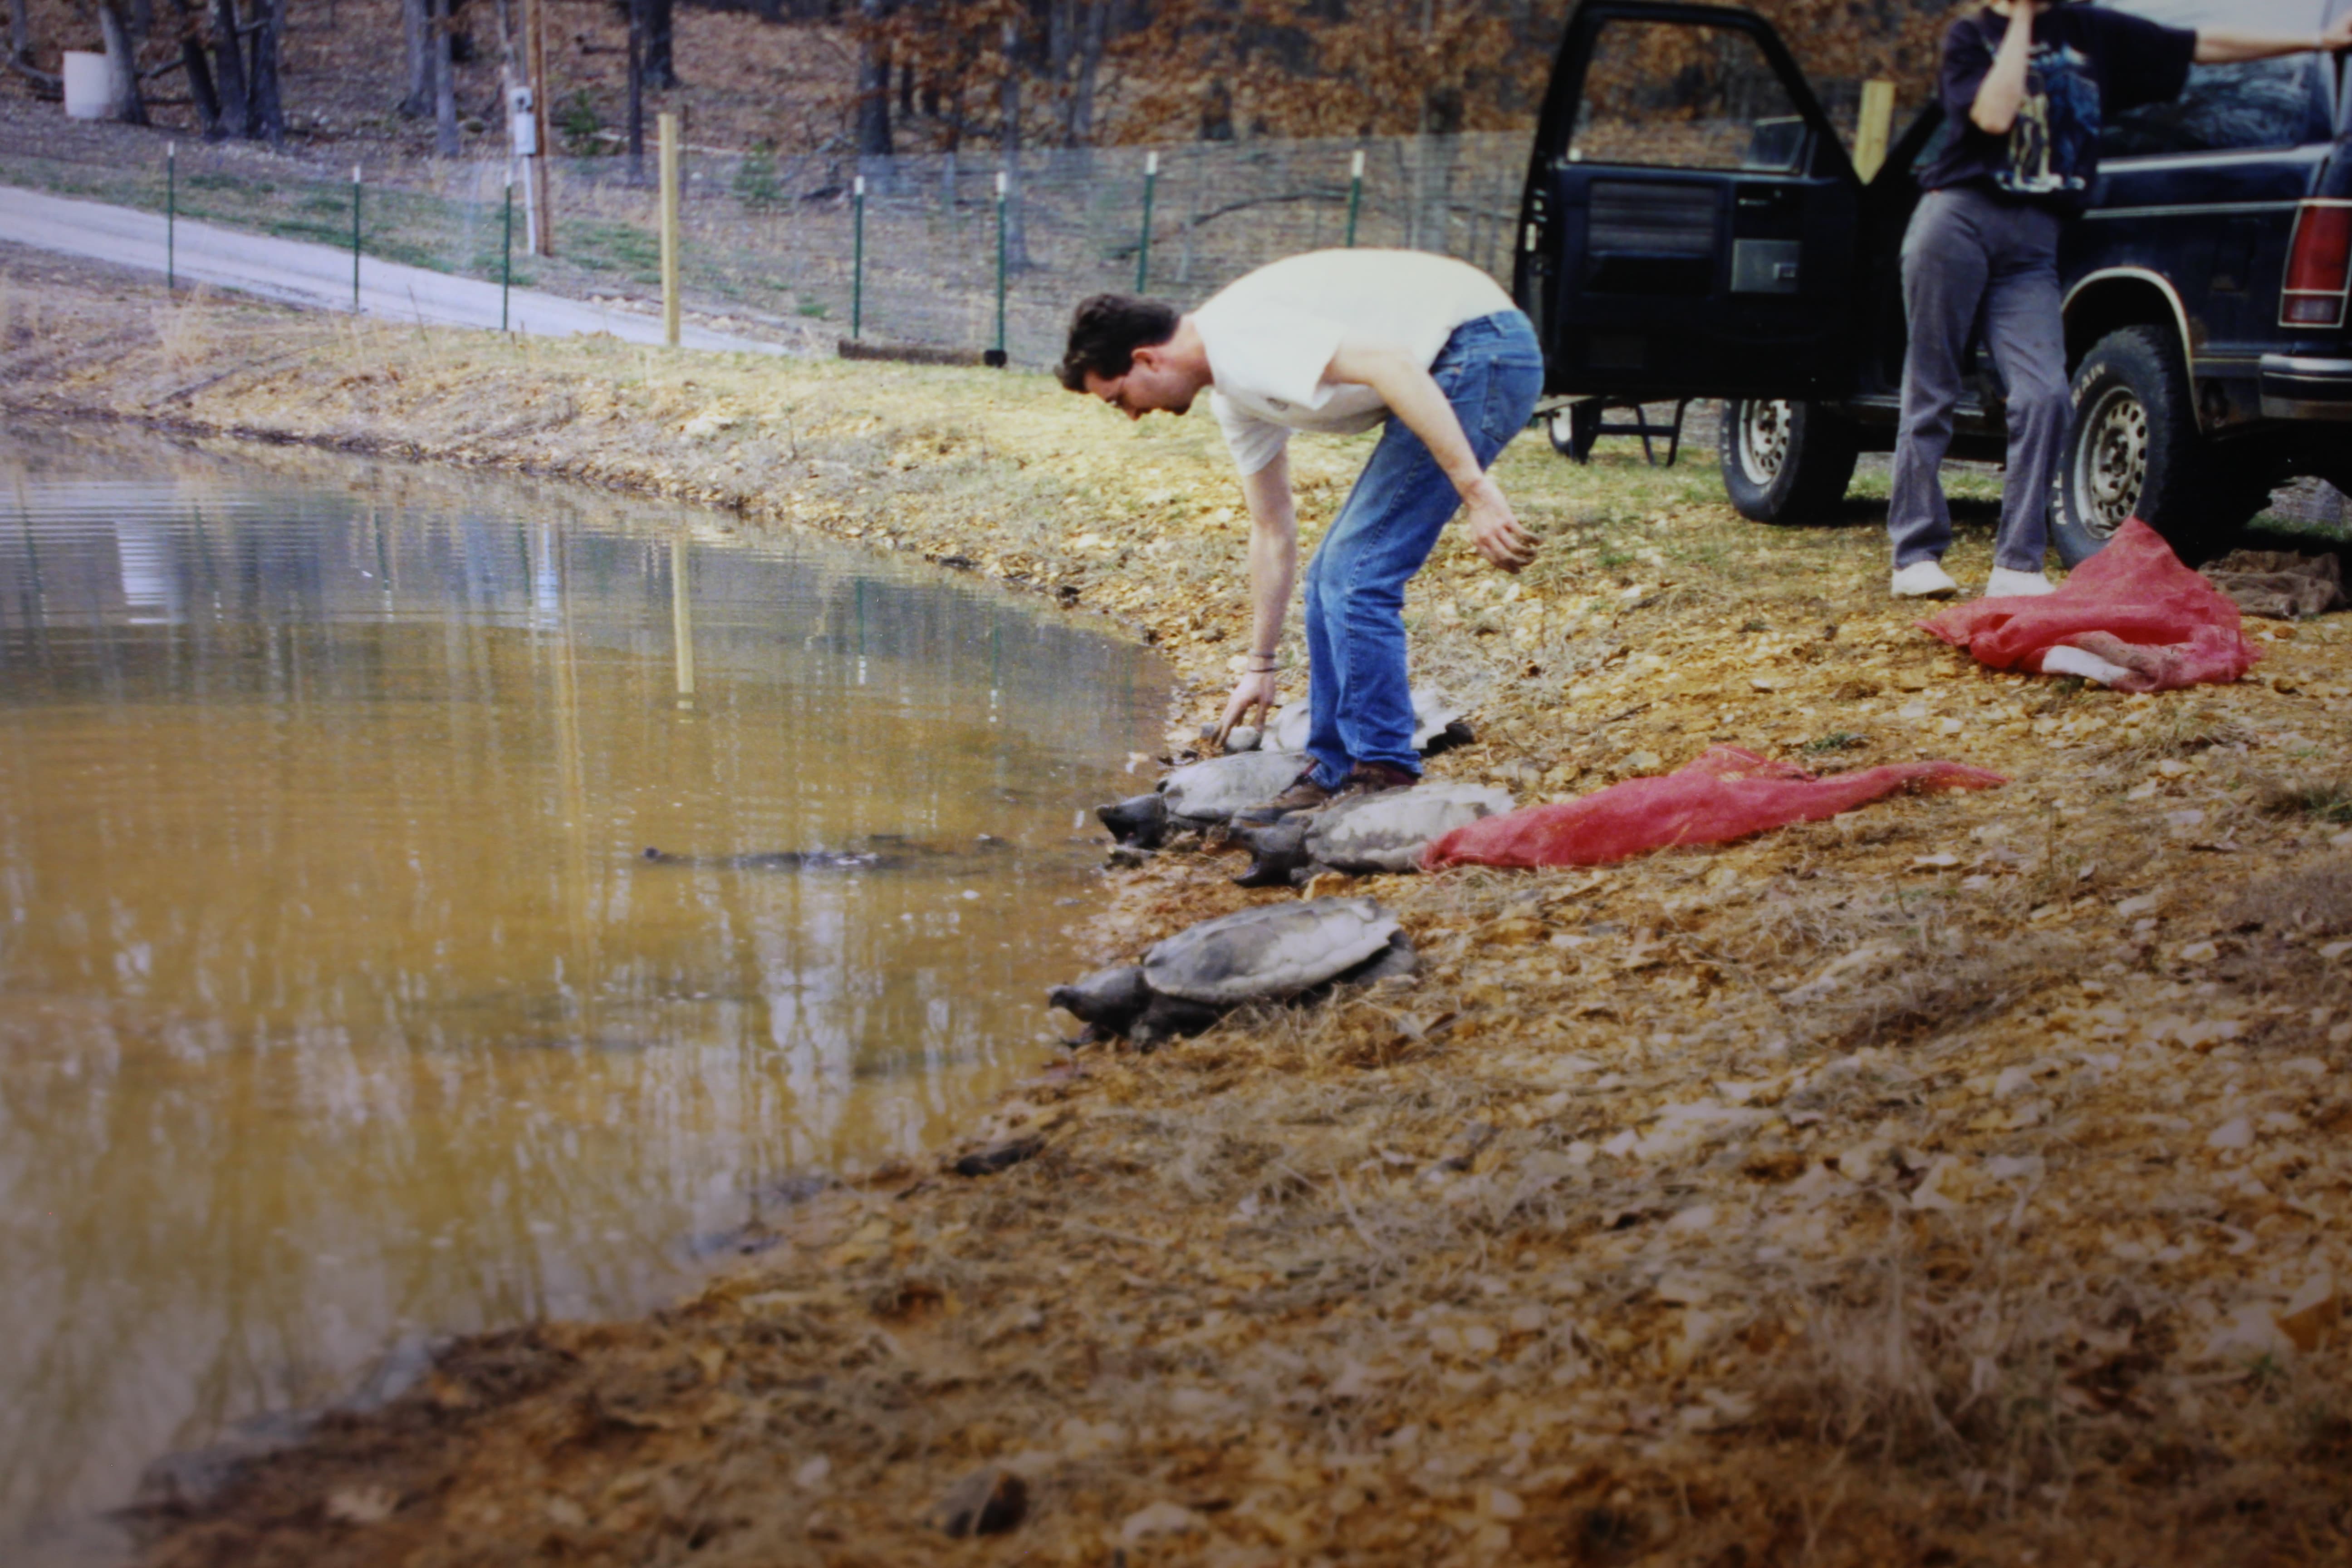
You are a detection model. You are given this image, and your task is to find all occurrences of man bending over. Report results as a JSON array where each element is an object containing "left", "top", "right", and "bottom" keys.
[{"left": 1058, "top": 249, "right": 1544, "bottom": 822}]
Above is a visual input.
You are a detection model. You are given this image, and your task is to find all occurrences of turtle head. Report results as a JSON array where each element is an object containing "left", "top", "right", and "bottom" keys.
[
  {"left": 1229, "top": 815, "right": 1313, "bottom": 889},
  {"left": 1048, "top": 964, "right": 1152, "bottom": 1035},
  {"left": 1097, "top": 792, "right": 1169, "bottom": 848}
]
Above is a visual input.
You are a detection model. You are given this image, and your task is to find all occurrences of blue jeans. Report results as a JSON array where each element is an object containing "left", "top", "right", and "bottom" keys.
[{"left": 1301, "top": 310, "right": 1543, "bottom": 789}]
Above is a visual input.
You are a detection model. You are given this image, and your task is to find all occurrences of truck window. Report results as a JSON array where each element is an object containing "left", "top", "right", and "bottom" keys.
[
  {"left": 1564, "top": 21, "right": 1808, "bottom": 174},
  {"left": 2095, "top": 0, "right": 2337, "bottom": 153}
]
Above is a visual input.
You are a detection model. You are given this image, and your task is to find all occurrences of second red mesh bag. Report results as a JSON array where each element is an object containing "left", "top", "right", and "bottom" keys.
[
  {"left": 1422, "top": 746, "right": 2006, "bottom": 871},
  {"left": 1916, "top": 518, "right": 2260, "bottom": 692}
]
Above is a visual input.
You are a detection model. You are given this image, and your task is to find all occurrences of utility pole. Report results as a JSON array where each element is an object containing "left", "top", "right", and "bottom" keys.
[
  {"left": 523, "top": 0, "right": 552, "bottom": 255},
  {"left": 660, "top": 111, "right": 681, "bottom": 347}
]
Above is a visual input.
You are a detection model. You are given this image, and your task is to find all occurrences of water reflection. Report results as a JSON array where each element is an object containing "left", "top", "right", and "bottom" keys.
[{"left": 0, "top": 432, "right": 1165, "bottom": 1562}]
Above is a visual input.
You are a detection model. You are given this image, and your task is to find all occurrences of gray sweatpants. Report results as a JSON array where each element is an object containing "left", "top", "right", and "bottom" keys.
[{"left": 1887, "top": 185, "right": 2069, "bottom": 573}]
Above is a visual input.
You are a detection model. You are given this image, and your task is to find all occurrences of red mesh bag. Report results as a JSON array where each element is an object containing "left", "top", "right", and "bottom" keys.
[
  {"left": 1916, "top": 519, "right": 2260, "bottom": 693},
  {"left": 1423, "top": 746, "right": 2007, "bottom": 871}
]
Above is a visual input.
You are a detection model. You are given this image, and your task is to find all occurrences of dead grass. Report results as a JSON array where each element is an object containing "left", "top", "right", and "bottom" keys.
[
  {"left": 2225, "top": 855, "right": 2352, "bottom": 937},
  {"left": 9, "top": 249, "right": 2352, "bottom": 1567}
]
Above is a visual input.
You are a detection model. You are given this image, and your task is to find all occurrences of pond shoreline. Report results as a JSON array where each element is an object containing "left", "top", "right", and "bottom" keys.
[{"left": 12, "top": 241, "right": 2352, "bottom": 1568}]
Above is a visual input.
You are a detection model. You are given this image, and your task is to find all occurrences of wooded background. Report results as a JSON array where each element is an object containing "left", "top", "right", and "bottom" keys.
[{"left": 3, "top": 0, "right": 1963, "bottom": 157}]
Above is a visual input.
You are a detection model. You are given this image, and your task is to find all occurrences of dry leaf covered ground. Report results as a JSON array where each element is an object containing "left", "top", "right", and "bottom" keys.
[{"left": 8, "top": 245, "right": 2352, "bottom": 1567}]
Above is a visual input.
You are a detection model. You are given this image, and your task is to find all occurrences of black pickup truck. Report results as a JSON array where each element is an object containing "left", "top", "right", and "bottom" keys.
[{"left": 1515, "top": 0, "right": 2352, "bottom": 564}]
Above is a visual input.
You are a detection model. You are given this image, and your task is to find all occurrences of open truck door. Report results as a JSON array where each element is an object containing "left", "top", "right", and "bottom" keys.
[{"left": 1517, "top": 1, "right": 1869, "bottom": 517}]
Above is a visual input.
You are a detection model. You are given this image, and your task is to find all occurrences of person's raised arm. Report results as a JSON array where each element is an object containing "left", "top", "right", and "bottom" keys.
[
  {"left": 1212, "top": 451, "right": 1300, "bottom": 747},
  {"left": 1971, "top": 0, "right": 2040, "bottom": 135},
  {"left": 2194, "top": 13, "right": 2352, "bottom": 63},
  {"left": 1323, "top": 337, "right": 1539, "bottom": 573}
]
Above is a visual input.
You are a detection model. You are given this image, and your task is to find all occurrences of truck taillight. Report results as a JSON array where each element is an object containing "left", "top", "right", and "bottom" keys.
[{"left": 2281, "top": 202, "right": 2352, "bottom": 329}]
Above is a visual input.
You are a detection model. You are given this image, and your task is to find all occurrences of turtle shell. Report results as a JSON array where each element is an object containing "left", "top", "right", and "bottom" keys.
[
  {"left": 1306, "top": 783, "right": 1514, "bottom": 873},
  {"left": 1265, "top": 688, "right": 1462, "bottom": 755},
  {"left": 1160, "top": 749, "right": 1310, "bottom": 821},
  {"left": 1144, "top": 897, "right": 1401, "bottom": 1004}
]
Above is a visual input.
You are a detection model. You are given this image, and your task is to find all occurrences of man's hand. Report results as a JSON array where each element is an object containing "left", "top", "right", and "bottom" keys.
[
  {"left": 1462, "top": 474, "right": 1539, "bottom": 573},
  {"left": 2324, "top": 11, "right": 2352, "bottom": 51},
  {"left": 1214, "top": 669, "right": 1280, "bottom": 748}
]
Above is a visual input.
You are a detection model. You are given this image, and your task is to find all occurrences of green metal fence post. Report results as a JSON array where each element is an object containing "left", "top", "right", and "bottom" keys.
[
  {"left": 1344, "top": 148, "right": 1365, "bottom": 248},
  {"left": 500, "top": 168, "right": 514, "bottom": 333},
  {"left": 1135, "top": 149, "right": 1157, "bottom": 293},
  {"left": 351, "top": 164, "right": 363, "bottom": 311},
  {"left": 851, "top": 173, "right": 865, "bottom": 340},
  {"left": 165, "top": 142, "right": 176, "bottom": 293},
  {"left": 992, "top": 169, "right": 1008, "bottom": 367}
]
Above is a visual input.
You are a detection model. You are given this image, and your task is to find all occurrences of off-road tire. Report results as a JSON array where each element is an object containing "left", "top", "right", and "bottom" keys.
[
  {"left": 1545, "top": 402, "right": 1601, "bottom": 463},
  {"left": 1718, "top": 398, "right": 1860, "bottom": 525},
  {"left": 2054, "top": 325, "right": 2266, "bottom": 568}
]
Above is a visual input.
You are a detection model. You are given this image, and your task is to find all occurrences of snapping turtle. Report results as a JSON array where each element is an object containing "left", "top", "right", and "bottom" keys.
[
  {"left": 1098, "top": 748, "right": 1312, "bottom": 848},
  {"left": 1049, "top": 897, "right": 1416, "bottom": 1045},
  {"left": 640, "top": 835, "right": 1014, "bottom": 872},
  {"left": 1229, "top": 781, "right": 1514, "bottom": 887},
  {"left": 1258, "top": 688, "right": 1474, "bottom": 757}
]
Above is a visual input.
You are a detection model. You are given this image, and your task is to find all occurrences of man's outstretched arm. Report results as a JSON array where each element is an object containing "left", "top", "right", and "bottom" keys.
[
  {"left": 1323, "top": 337, "right": 1538, "bottom": 573},
  {"left": 1213, "top": 452, "right": 1299, "bottom": 746},
  {"left": 2195, "top": 15, "right": 2352, "bottom": 62}
]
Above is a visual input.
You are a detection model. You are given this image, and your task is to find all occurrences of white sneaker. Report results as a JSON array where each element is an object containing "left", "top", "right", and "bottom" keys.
[
  {"left": 1891, "top": 560, "right": 1959, "bottom": 599},
  {"left": 1984, "top": 567, "right": 2057, "bottom": 599}
]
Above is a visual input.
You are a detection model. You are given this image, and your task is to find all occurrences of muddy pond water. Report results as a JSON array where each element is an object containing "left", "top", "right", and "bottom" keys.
[{"left": 0, "top": 430, "right": 1168, "bottom": 1563}]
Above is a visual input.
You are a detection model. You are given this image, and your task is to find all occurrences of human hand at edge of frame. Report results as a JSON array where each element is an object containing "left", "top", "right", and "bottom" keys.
[
  {"left": 1462, "top": 475, "right": 1539, "bottom": 573},
  {"left": 2325, "top": 12, "right": 2352, "bottom": 52},
  {"left": 1214, "top": 669, "right": 1280, "bottom": 749}
]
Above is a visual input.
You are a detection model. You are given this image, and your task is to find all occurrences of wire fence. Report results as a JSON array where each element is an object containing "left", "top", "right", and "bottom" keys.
[{"left": 0, "top": 130, "right": 1564, "bottom": 364}]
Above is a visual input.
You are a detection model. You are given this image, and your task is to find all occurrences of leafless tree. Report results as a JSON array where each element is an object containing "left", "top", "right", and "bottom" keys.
[
  {"left": 209, "top": 0, "right": 248, "bottom": 134},
  {"left": 402, "top": 0, "right": 434, "bottom": 117},
  {"left": 7, "top": 0, "right": 34, "bottom": 70},
  {"left": 433, "top": 0, "right": 459, "bottom": 152},
  {"left": 246, "top": 0, "right": 284, "bottom": 142},
  {"left": 855, "top": 0, "right": 892, "bottom": 162},
  {"left": 96, "top": 0, "right": 149, "bottom": 124}
]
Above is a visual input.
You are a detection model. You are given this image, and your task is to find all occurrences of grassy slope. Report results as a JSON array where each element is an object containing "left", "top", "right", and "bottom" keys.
[{"left": 9, "top": 246, "right": 2352, "bottom": 1567}]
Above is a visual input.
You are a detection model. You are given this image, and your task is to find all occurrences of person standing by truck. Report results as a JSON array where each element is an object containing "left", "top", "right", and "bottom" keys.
[{"left": 1887, "top": 0, "right": 2352, "bottom": 601}]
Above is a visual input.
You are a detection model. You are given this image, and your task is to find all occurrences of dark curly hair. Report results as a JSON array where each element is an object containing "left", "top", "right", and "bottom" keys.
[{"left": 1057, "top": 294, "right": 1180, "bottom": 392}]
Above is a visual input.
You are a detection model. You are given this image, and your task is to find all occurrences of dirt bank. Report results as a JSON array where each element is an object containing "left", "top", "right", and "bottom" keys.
[{"left": 10, "top": 244, "right": 2352, "bottom": 1568}]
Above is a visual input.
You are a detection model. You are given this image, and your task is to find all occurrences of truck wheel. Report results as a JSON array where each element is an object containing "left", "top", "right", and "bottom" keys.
[
  {"left": 1718, "top": 398, "right": 1859, "bottom": 524},
  {"left": 2054, "top": 326, "right": 2262, "bottom": 567},
  {"left": 1545, "top": 402, "right": 1600, "bottom": 464}
]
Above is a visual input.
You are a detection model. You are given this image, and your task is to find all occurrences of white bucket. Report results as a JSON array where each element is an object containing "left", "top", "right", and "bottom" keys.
[{"left": 62, "top": 51, "right": 110, "bottom": 120}]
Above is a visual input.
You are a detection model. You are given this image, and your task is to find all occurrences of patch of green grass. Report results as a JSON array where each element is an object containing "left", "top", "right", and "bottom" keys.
[
  {"left": 1802, "top": 731, "right": 1868, "bottom": 755},
  {"left": 560, "top": 220, "right": 662, "bottom": 285},
  {"left": 2265, "top": 777, "right": 2352, "bottom": 825}
]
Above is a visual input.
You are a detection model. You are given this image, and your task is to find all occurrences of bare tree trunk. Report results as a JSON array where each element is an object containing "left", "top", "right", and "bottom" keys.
[
  {"left": 169, "top": 0, "right": 222, "bottom": 133},
  {"left": 998, "top": 15, "right": 1029, "bottom": 268},
  {"left": 645, "top": 0, "right": 675, "bottom": 89},
  {"left": 246, "top": 0, "right": 284, "bottom": 142},
  {"left": 433, "top": 0, "right": 458, "bottom": 153},
  {"left": 97, "top": 0, "right": 149, "bottom": 125},
  {"left": 854, "top": 0, "right": 891, "bottom": 167},
  {"left": 10, "top": 0, "right": 34, "bottom": 66},
  {"left": 402, "top": 0, "right": 432, "bottom": 117},
  {"left": 626, "top": 0, "right": 645, "bottom": 181},
  {"left": 209, "top": 0, "right": 246, "bottom": 132},
  {"left": 1066, "top": 0, "right": 1103, "bottom": 147}
]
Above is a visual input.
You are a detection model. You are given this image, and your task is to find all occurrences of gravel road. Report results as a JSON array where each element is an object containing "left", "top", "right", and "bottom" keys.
[{"left": 0, "top": 183, "right": 788, "bottom": 354}]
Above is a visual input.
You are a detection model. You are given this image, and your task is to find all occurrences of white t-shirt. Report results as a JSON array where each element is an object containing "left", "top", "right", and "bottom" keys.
[{"left": 1191, "top": 250, "right": 1515, "bottom": 476}]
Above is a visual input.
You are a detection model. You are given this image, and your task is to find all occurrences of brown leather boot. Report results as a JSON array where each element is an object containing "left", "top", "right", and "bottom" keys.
[
  {"left": 1332, "top": 760, "right": 1418, "bottom": 801},
  {"left": 1230, "top": 769, "right": 1335, "bottom": 828}
]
